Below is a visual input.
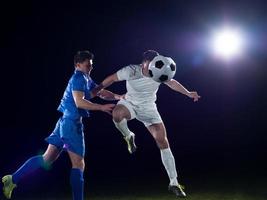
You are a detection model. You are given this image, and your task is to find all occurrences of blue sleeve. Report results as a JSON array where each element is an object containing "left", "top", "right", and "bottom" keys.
[
  {"left": 72, "top": 75, "right": 86, "bottom": 92},
  {"left": 89, "top": 79, "right": 97, "bottom": 91},
  {"left": 86, "top": 78, "right": 98, "bottom": 99}
]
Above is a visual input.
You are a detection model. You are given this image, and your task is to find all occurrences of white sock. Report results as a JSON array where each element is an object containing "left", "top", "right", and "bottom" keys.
[
  {"left": 113, "top": 118, "right": 133, "bottom": 139},
  {"left": 160, "top": 148, "right": 178, "bottom": 186}
]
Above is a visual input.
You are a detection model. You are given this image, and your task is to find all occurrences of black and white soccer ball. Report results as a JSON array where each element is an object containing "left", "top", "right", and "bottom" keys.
[{"left": 148, "top": 55, "right": 176, "bottom": 83}]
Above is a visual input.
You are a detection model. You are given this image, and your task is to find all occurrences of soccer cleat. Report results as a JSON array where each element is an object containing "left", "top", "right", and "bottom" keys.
[
  {"left": 168, "top": 184, "right": 186, "bottom": 198},
  {"left": 124, "top": 134, "right": 137, "bottom": 154},
  {"left": 2, "top": 175, "right": 17, "bottom": 199}
]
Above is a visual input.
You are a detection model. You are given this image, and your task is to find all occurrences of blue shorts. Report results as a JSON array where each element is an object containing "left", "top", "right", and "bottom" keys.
[{"left": 45, "top": 117, "right": 85, "bottom": 157}]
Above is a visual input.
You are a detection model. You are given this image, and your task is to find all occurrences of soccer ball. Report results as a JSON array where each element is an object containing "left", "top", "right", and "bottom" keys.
[{"left": 148, "top": 55, "right": 176, "bottom": 83}]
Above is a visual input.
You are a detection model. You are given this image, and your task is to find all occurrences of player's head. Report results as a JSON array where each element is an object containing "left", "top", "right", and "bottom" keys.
[
  {"left": 142, "top": 50, "right": 159, "bottom": 63},
  {"left": 74, "top": 50, "right": 94, "bottom": 74},
  {"left": 74, "top": 50, "right": 94, "bottom": 65},
  {"left": 142, "top": 50, "right": 159, "bottom": 72}
]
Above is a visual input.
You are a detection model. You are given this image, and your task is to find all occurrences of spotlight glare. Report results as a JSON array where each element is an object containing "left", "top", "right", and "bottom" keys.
[{"left": 212, "top": 28, "right": 244, "bottom": 59}]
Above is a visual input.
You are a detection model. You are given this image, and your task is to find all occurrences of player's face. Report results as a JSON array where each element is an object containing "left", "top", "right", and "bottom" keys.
[
  {"left": 142, "top": 60, "right": 150, "bottom": 76},
  {"left": 79, "top": 59, "right": 93, "bottom": 75}
]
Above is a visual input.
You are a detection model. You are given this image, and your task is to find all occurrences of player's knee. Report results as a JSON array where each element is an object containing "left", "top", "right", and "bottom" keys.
[
  {"left": 42, "top": 145, "right": 61, "bottom": 164},
  {"left": 112, "top": 107, "right": 124, "bottom": 122},
  {"left": 155, "top": 137, "right": 169, "bottom": 149},
  {"left": 157, "top": 142, "right": 169, "bottom": 149},
  {"left": 42, "top": 154, "right": 49, "bottom": 164},
  {"left": 72, "top": 159, "right": 85, "bottom": 171},
  {"left": 43, "top": 153, "right": 57, "bottom": 164}
]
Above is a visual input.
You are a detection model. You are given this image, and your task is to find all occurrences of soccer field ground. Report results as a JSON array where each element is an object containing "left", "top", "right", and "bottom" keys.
[
  {"left": 10, "top": 175, "right": 266, "bottom": 200},
  {"left": 12, "top": 190, "right": 266, "bottom": 200},
  {"left": 88, "top": 181, "right": 266, "bottom": 200}
]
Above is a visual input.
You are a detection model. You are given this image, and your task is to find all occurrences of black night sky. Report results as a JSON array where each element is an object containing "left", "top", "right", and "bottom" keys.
[{"left": 0, "top": 0, "right": 266, "bottom": 199}]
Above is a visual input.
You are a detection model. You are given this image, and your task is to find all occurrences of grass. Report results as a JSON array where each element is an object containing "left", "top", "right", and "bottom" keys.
[
  {"left": 20, "top": 191, "right": 266, "bottom": 200},
  {"left": 90, "top": 194, "right": 266, "bottom": 200},
  {"left": 89, "top": 189, "right": 266, "bottom": 200},
  {"left": 5, "top": 173, "right": 266, "bottom": 200},
  {"left": 55, "top": 180, "right": 266, "bottom": 200}
]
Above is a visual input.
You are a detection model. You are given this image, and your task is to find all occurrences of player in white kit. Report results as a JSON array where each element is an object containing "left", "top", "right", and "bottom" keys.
[{"left": 94, "top": 50, "right": 200, "bottom": 197}]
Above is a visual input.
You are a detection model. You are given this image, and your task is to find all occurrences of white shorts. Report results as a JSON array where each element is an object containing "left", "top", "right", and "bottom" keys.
[{"left": 117, "top": 99, "right": 162, "bottom": 127}]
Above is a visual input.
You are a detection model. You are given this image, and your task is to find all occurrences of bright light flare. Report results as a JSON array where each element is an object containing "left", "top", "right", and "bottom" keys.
[{"left": 212, "top": 28, "right": 244, "bottom": 59}]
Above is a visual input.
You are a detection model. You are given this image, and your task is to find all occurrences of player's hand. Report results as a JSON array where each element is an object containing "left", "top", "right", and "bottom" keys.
[
  {"left": 115, "top": 94, "right": 126, "bottom": 100},
  {"left": 188, "top": 91, "right": 201, "bottom": 102},
  {"left": 101, "top": 104, "right": 116, "bottom": 115}
]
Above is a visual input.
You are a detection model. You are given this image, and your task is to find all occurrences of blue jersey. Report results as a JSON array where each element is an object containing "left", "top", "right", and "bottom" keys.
[{"left": 57, "top": 70, "right": 97, "bottom": 119}]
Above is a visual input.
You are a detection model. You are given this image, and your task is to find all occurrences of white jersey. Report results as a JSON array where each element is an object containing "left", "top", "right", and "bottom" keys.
[{"left": 116, "top": 64, "right": 161, "bottom": 105}]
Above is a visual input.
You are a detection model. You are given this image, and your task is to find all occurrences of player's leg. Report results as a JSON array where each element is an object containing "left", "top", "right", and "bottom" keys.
[
  {"left": 11, "top": 144, "right": 61, "bottom": 183},
  {"left": 62, "top": 117, "right": 85, "bottom": 200},
  {"left": 43, "top": 144, "right": 62, "bottom": 166},
  {"left": 112, "top": 103, "right": 137, "bottom": 153},
  {"left": 2, "top": 118, "right": 63, "bottom": 199},
  {"left": 67, "top": 150, "right": 85, "bottom": 200},
  {"left": 2, "top": 144, "right": 61, "bottom": 199},
  {"left": 112, "top": 104, "right": 132, "bottom": 134},
  {"left": 147, "top": 122, "right": 186, "bottom": 197}
]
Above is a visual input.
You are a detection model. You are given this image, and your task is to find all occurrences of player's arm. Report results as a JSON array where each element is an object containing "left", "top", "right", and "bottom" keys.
[
  {"left": 91, "top": 73, "right": 121, "bottom": 97},
  {"left": 164, "top": 79, "right": 201, "bottom": 102},
  {"left": 96, "top": 89, "right": 125, "bottom": 101},
  {"left": 72, "top": 91, "right": 115, "bottom": 114}
]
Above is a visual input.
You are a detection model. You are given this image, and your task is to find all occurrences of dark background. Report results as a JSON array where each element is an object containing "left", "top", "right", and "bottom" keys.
[{"left": 0, "top": 0, "right": 266, "bottom": 198}]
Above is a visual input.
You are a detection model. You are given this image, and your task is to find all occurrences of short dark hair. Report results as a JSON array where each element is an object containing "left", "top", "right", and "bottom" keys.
[
  {"left": 74, "top": 50, "right": 94, "bottom": 65},
  {"left": 142, "top": 50, "right": 159, "bottom": 62}
]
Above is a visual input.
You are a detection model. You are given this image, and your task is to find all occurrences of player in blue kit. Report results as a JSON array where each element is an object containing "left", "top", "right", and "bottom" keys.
[{"left": 2, "top": 50, "right": 121, "bottom": 200}]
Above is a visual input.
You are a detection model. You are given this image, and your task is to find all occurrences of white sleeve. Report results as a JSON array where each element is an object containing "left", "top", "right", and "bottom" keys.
[{"left": 116, "top": 65, "right": 134, "bottom": 81}]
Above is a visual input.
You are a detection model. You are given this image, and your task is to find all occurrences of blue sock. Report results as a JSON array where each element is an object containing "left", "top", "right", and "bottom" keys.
[
  {"left": 70, "top": 168, "right": 84, "bottom": 200},
  {"left": 12, "top": 155, "right": 45, "bottom": 184}
]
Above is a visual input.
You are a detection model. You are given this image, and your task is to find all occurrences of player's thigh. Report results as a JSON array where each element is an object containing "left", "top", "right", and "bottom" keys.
[
  {"left": 60, "top": 118, "right": 85, "bottom": 158},
  {"left": 147, "top": 122, "right": 167, "bottom": 141},
  {"left": 113, "top": 104, "right": 132, "bottom": 121},
  {"left": 43, "top": 144, "right": 62, "bottom": 163},
  {"left": 136, "top": 105, "right": 162, "bottom": 127},
  {"left": 67, "top": 150, "right": 85, "bottom": 171}
]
